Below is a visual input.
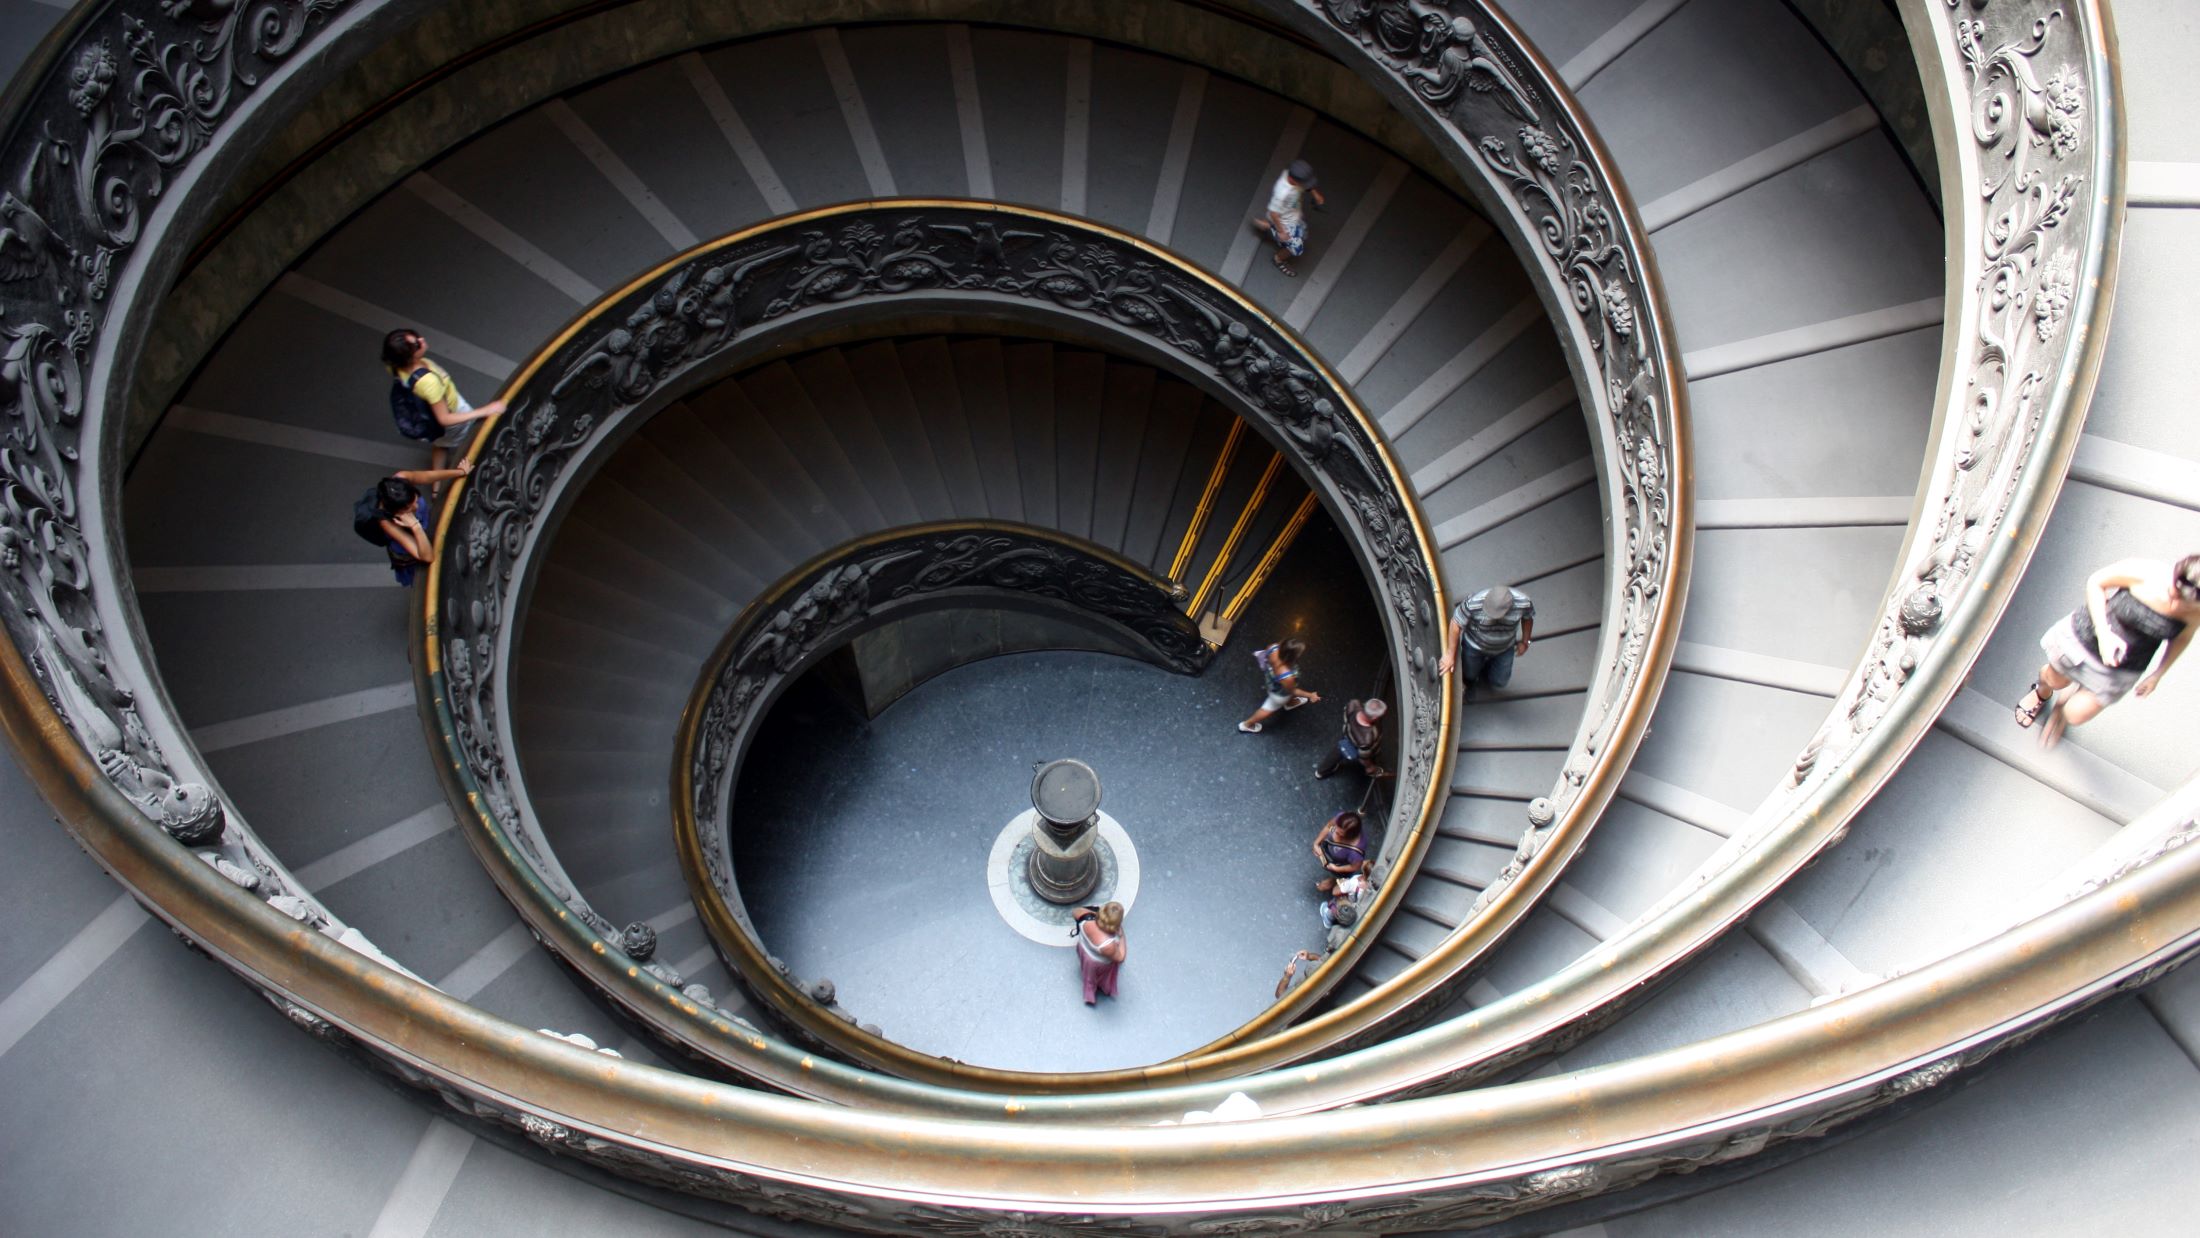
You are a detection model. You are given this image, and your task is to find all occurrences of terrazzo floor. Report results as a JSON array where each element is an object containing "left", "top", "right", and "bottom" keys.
[{"left": 730, "top": 516, "right": 1387, "bottom": 1072}]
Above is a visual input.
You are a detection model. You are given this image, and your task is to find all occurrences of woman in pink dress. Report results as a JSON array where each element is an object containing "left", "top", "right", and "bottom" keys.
[{"left": 1073, "top": 901, "right": 1127, "bottom": 1006}]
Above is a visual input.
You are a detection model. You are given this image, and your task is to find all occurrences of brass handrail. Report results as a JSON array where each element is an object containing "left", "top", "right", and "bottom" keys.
[
  {"left": 1021, "top": 0, "right": 2125, "bottom": 1118},
  {"left": 1081, "top": 0, "right": 2127, "bottom": 1110},
  {"left": 1222, "top": 492, "right": 1319, "bottom": 627},
  {"left": 1185, "top": 449, "right": 1284, "bottom": 618},
  {"left": 1165, "top": 419, "right": 1247, "bottom": 586},
  {"left": 1156, "top": 0, "right": 1696, "bottom": 1061}
]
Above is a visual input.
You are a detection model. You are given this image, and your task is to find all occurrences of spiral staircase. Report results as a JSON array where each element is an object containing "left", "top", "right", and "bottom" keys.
[{"left": 3, "top": 0, "right": 2198, "bottom": 1233}]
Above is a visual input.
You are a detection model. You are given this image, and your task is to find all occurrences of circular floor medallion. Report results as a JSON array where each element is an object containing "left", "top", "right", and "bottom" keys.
[{"left": 986, "top": 809, "right": 1141, "bottom": 946}]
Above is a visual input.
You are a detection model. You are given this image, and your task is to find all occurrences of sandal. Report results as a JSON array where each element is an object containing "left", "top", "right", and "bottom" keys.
[
  {"left": 2014, "top": 681, "right": 2047, "bottom": 729},
  {"left": 1238, "top": 721, "right": 1261, "bottom": 734},
  {"left": 1273, "top": 253, "right": 1297, "bottom": 277}
]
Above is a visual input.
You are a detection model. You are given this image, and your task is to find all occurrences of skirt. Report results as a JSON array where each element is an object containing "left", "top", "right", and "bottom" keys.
[
  {"left": 2041, "top": 612, "right": 2143, "bottom": 704},
  {"left": 1078, "top": 948, "right": 1120, "bottom": 1003}
]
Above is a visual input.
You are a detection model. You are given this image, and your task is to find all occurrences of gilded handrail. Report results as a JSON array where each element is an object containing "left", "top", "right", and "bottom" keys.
[
  {"left": 1185, "top": 450, "right": 1284, "bottom": 618},
  {"left": 1165, "top": 418, "right": 1247, "bottom": 586},
  {"left": 1222, "top": 492, "right": 1320, "bottom": 627},
  {"left": 1024, "top": 0, "right": 2127, "bottom": 1115},
  {"left": 1159, "top": 0, "right": 1696, "bottom": 1057},
  {"left": 0, "top": 0, "right": 395, "bottom": 995}
]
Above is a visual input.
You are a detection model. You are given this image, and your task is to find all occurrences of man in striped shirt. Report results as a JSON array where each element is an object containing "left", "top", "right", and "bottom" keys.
[{"left": 1439, "top": 584, "right": 1535, "bottom": 698}]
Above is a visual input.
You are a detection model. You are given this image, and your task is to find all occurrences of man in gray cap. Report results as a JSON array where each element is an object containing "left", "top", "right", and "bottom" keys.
[
  {"left": 1315, "top": 696, "right": 1388, "bottom": 781},
  {"left": 1252, "top": 158, "right": 1326, "bottom": 277},
  {"left": 1440, "top": 583, "right": 1536, "bottom": 698}
]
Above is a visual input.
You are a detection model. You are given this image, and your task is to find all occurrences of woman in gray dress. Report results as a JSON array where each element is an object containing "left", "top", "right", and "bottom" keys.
[{"left": 2016, "top": 555, "right": 2200, "bottom": 747}]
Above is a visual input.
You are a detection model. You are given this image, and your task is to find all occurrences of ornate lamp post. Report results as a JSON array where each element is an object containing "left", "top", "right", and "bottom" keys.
[{"left": 1026, "top": 759, "right": 1103, "bottom": 904}]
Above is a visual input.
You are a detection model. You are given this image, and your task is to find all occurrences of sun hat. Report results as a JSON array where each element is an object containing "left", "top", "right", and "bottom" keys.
[{"left": 1478, "top": 584, "right": 1521, "bottom": 619}]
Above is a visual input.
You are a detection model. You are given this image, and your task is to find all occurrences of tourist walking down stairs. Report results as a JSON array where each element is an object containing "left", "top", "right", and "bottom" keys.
[
  {"left": 1441, "top": 582, "right": 1535, "bottom": 698},
  {"left": 2016, "top": 555, "right": 2200, "bottom": 747},
  {"left": 1250, "top": 158, "right": 1326, "bottom": 277}
]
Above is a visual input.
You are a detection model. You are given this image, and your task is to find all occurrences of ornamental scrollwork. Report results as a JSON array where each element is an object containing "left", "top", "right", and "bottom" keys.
[
  {"left": 0, "top": 1, "right": 2158, "bottom": 1234},
  {"left": 1294, "top": 0, "right": 1680, "bottom": 1045},
  {"left": 0, "top": 1, "right": 355, "bottom": 950},
  {"left": 1777, "top": 1, "right": 2098, "bottom": 802}
]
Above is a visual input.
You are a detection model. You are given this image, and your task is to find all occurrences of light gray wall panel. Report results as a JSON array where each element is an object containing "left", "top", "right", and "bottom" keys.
[
  {"left": 1781, "top": 732, "right": 2118, "bottom": 977},
  {"left": 0, "top": 930, "right": 425, "bottom": 1237},
  {"left": 1652, "top": 136, "right": 1941, "bottom": 352},
  {"left": 1686, "top": 327, "right": 1937, "bottom": 500},
  {"left": 1681, "top": 525, "right": 1904, "bottom": 670},
  {"left": 2117, "top": 0, "right": 2200, "bottom": 163},
  {"left": 1579, "top": 0, "right": 1862, "bottom": 203},
  {"left": 2085, "top": 208, "right": 2200, "bottom": 463}
]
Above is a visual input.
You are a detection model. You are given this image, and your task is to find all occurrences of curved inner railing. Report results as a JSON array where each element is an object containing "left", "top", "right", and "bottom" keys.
[
  {"left": 0, "top": 0, "right": 2175, "bottom": 1231},
  {"left": 673, "top": 521, "right": 1213, "bottom": 1063}
]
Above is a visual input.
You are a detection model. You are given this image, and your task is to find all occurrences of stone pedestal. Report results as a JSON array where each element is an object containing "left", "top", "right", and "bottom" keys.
[{"left": 1025, "top": 758, "right": 1102, "bottom": 904}]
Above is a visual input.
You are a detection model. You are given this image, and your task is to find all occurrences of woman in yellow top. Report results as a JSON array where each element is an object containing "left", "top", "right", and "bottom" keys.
[{"left": 382, "top": 328, "right": 506, "bottom": 470}]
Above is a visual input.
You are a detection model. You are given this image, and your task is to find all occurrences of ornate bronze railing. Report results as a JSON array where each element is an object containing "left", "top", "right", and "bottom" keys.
[
  {"left": 18, "top": 665, "right": 2200, "bottom": 1231},
  {"left": 0, "top": 0, "right": 2179, "bottom": 1232},
  {"left": 1190, "top": 0, "right": 1697, "bottom": 1053},
  {"left": 0, "top": 0, "right": 404, "bottom": 990},
  {"left": 1006, "top": 0, "right": 2127, "bottom": 1114}
]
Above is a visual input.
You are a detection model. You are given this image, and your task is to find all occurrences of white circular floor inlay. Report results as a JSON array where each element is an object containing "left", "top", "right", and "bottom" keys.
[{"left": 985, "top": 809, "right": 1141, "bottom": 947}]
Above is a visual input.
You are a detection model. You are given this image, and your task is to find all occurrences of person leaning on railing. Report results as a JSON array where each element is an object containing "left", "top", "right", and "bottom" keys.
[
  {"left": 1440, "top": 582, "right": 1535, "bottom": 700},
  {"left": 1314, "top": 697, "right": 1387, "bottom": 780},
  {"left": 1312, "top": 809, "right": 1369, "bottom": 895},
  {"left": 350, "top": 461, "right": 472, "bottom": 587},
  {"left": 382, "top": 328, "right": 507, "bottom": 472}
]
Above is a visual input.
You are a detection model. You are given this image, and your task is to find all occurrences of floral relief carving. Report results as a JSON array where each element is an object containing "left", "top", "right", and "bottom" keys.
[
  {"left": 1782, "top": 0, "right": 2097, "bottom": 804},
  {"left": 0, "top": 1, "right": 353, "bottom": 948},
  {"left": 1301, "top": 0, "right": 1679, "bottom": 1047},
  {"left": 2, "top": 1, "right": 2144, "bottom": 1233}
]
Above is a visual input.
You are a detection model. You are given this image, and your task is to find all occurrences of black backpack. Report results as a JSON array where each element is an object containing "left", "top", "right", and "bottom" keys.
[
  {"left": 388, "top": 366, "right": 438, "bottom": 441},
  {"left": 352, "top": 489, "right": 393, "bottom": 548}
]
